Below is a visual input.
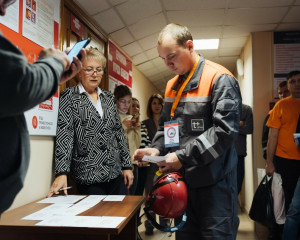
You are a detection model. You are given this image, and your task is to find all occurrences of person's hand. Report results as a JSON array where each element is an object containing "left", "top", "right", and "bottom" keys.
[
  {"left": 122, "top": 118, "right": 133, "bottom": 128},
  {"left": 47, "top": 175, "right": 68, "bottom": 197},
  {"left": 38, "top": 48, "right": 86, "bottom": 85},
  {"left": 157, "top": 152, "right": 182, "bottom": 173},
  {"left": 123, "top": 170, "right": 134, "bottom": 189},
  {"left": 265, "top": 161, "right": 275, "bottom": 176},
  {"left": 133, "top": 148, "right": 160, "bottom": 163},
  {"left": 39, "top": 47, "right": 70, "bottom": 70},
  {"left": 60, "top": 48, "right": 86, "bottom": 84}
]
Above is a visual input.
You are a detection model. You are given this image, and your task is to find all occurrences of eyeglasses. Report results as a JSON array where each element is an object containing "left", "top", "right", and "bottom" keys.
[
  {"left": 3, "top": 0, "right": 16, "bottom": 8},
  {"left": 119, "top": 99, "right": 131, "bottom": 105},
  {"left": 84, "top": 67, "right": 104, "bottom": 75}
]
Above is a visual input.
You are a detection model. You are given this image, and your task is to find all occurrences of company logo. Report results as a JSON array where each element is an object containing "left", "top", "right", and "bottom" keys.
[
  {"left": 167, "top": 127, "right": 176, "bottom": 138},
  {"left": 191, "top": 119, "right": 204, "bottom": 131}
]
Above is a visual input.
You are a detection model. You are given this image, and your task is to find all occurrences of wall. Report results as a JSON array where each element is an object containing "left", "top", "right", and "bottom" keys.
[
  {"left": 252, "top": 31, "right": 274, "bottom": 238},
  {"left": 238, "top": 34, "right": 255, "bottom": 213},
  {"left": 131, "top": 64, "right": 162, "bottom": 121},
  {"left": 8, "top": 137, "right": 55, "bottom": 210}
]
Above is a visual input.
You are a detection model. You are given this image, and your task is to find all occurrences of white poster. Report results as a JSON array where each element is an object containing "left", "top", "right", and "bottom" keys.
[
  {"left": 0, "top": 0, "right": 19, "bottom": 32},
  {"left": 22, "top": 0, "right": 54, "bottom": 48},
  {"left": 25, "top": 93, "right": 60, "bottom": 136}
]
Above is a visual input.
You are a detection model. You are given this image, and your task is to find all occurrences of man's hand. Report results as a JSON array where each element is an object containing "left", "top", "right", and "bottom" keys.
[
  {"left": 38, "top": 48, "right": 86, "bottom": 85},
  {"left": 157, "top": 152, "right": 182, "bottom": 173},
  {"left": 265, "top": 161, "right": 275, "bottom": 176},
  {"left": 133, "top": 148, "right": 160, "bottom": 163}
]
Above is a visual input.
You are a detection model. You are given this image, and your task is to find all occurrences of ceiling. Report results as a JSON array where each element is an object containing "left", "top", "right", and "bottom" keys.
[{"left": 74, "top": 0, "right": 300, "bottom": 93}]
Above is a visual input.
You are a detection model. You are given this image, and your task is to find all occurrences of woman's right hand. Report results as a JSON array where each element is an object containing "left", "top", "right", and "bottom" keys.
[
  {"left": 47, "top": 175, "right": 68, "bottom": 198},
  {"left": 122, "top": 118, "right": 133, "bottom": 129}
]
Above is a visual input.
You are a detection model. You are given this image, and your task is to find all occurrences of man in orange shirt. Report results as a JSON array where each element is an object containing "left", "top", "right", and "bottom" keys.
[{"left": 266, "top": 70, "right": 300, "bottom": 238}]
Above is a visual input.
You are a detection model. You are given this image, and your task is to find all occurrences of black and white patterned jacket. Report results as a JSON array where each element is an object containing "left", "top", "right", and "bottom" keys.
[{"left": 55, "top": 85, "right": 132, "bottom": 185}]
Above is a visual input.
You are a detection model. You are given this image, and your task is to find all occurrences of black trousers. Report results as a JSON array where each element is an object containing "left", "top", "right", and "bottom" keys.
[
  {"left": 175, "top": 168, "right": 239, "bottom": 240},
  {"left": 76, "top": 174, "right": 129, "bottom": 195},
  {"left": 274, "top": 156, "right": 300, "bottom": 212}
]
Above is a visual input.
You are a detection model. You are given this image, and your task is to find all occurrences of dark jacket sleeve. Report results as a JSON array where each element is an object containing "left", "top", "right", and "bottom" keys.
[
  {"left": 0, "top": 35, "right": 64, "bottom": 117},
  {"left": 262, "top": 114, "right": 270, "bottom": 160},
  {"left": 239, "top": 104, "right": 253, "bottom": 135},
  {"left": 176, "top": 75, "right": 241, "bottom": 166}
]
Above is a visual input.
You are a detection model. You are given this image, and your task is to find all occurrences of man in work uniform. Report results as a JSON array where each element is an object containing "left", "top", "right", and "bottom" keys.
[{"left": 133, "top": 23, "right": 242, "bottom": 239}]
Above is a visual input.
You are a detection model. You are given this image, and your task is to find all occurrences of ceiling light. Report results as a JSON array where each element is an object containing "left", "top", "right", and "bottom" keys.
[{"left": 193, "top": 39, "right": 219, "bottom": 50}]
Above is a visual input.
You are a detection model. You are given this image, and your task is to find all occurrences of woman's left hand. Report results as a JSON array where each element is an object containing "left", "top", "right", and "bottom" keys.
[{"left": 123, "top": 169, "right": 134, "bottom": 189}]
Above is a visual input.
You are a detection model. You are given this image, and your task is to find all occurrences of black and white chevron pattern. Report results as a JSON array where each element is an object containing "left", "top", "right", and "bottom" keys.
[{"left": 55, "top": 85, "right": 132, "bottom": 185}]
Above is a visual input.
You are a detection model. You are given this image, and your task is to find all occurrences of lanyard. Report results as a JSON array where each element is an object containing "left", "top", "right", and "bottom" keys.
[{"left": 170, "top": 55, "right": 200, "bottom": 118}]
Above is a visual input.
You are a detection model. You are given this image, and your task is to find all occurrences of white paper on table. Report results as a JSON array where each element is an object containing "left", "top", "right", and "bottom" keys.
[
  {"left": 36, "top": 216, "right": 126, "bottom": 228},
  {"left": 22, "top": 204, "right": 73, "bottom": 220},
  {"left": 103, "top": 195, "right": 125, "bottom": 201},
  {"left": 142, "top": 156, "right": 165, "bottom": 163},
  {"left": 62, "top": 195, "right": 107, "bottom": 216},
  {"left": 37, "top": 195, "right": 87, "bottom": 204}
]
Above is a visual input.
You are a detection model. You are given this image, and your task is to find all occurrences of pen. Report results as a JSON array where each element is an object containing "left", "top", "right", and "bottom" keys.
[{"left": 58, "top": 186, "right": 72, "bottom": 191}]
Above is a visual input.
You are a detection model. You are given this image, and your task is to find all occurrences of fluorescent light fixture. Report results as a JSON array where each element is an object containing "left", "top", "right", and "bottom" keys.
[{"left": 193, "top": 39, "right": 219, "bottom": 50}]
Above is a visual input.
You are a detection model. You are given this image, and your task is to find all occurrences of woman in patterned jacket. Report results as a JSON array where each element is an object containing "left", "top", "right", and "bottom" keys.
[{"left": 47, "top": 48, "right": 133, "bottom": 197}]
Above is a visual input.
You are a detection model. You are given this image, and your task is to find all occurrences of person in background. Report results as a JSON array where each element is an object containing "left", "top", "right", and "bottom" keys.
[
  {"left": 283, "top": 176, "right": 300, "bottom": 240},
  {"left": 283, "top": 113, "right": 300, "bottom": 240},
  {"left": 262, "top": 80, "right": 291, "bottom": 240},
  {"left": 130, "top": 98, "right": 152, "bottom": 231},
  {"left": 47, "top": 48, "right": 133, "bottom": 197},
  {"left": 262, "top": 81, "right": 290, "bottom": 160},
  {"left": 235, "top": 104, "right": 253, "bottom": 195},
  {"left": 114, "top": 85, "right": 141, "bottom": 195},
  {"left": 132, "top": 97, "right": 151, "bottom": 197},
  {"left": 142, "top": 93, "right": 170, "bottom": 235},
  {"left": 0, "top": 0, "right": 86, "bottom": 215},
  {"left": 266, "top": 70, "right": 300, "bottom": 239},
  {"left": 133, "top": 23, "right": 241, "bottom": 239}
]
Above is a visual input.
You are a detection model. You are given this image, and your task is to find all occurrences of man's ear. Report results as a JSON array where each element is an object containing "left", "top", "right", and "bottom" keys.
[{"left": 186, "top": 40, "right": 194, "bottom": 52}]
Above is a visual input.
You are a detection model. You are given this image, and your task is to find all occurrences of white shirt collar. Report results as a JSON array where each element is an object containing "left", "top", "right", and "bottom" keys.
[{"left": 78, "top": 83, "right": 102, "bottom": 96}]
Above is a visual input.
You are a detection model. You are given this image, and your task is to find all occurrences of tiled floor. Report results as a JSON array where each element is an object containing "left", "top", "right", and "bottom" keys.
[{"left": 137, "top": 207, "right": 258, "bottom": 240}]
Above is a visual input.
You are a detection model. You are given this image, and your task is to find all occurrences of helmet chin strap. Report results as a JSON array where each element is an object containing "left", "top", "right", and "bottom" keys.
[{"left": 143, "top": 204, "right": 187, "bottom": 232}]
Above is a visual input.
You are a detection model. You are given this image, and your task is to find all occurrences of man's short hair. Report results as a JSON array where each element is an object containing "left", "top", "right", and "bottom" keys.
[
  {"left": 287, "top": 70, "right": 300, "bottom": 81},
  {"left": 157, "top": 23, "right": 193, "bottom": 48},
  {"left": 278, "top": 80, "right": 287, "bottom": 89}
]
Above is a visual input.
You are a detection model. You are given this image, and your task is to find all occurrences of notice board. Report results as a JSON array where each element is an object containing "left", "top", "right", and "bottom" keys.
[
  {"left": 108, "top": 40, "right": 132, "bottom": 92},
  {"left": 273, "top": 31, "right": 300, "bottom": 99},
  {"left": 0, "top": 0, "right": 61, "bottom": 136}
]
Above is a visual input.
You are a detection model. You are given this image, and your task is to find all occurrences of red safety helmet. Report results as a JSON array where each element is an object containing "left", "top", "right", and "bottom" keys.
[{"left": 143, "top": 172, "right": 188, "bottom": 232}]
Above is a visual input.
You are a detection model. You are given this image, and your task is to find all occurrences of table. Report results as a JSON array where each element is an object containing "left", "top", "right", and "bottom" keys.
[{"left": 0, "top": 195, "right": 144, "bottom": 240}]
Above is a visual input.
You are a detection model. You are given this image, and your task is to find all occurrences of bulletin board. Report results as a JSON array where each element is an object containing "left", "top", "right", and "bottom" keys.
[
  {"left": 0, "top": 0, "right": 61, "bottom": 136},
  {"left": 273, "top": 31, "right": 300, "bottom": 99},
  {"left": 108, "top": 40, "right": 132, "bottom": 92}
]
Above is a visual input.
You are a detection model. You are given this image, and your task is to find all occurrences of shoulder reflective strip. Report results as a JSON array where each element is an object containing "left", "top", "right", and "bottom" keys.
[
  {"left": 181, "top": 96, "right": 211, "bottom": 102},
  {"left": 165, "top": 97, "right": 176, "bottom": 102},
  {"left": 198, "top": 135, "right": 219, "bottom": 159},
  {"left": 165, "top": 96, "right": 211, "bottom": 102}
]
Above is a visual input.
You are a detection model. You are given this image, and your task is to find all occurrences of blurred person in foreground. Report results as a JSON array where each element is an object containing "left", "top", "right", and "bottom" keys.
[
  {"left": 133, "top": 23, "right": 242, "bottom": 239},
  {"left": 0, "top": 0, "right": 86, "bottom": 215}
]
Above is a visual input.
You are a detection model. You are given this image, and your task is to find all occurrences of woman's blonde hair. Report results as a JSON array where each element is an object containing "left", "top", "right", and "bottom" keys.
[{"left": 85, "top": 47, "right": 107, "bottom": 68}]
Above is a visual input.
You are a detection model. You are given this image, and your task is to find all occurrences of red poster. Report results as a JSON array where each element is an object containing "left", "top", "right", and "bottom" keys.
[
  {"left": 108, "top": 40, "right": 132, "bottom": 88},
  {"left": 70, "top": 14, "right": 83, "bottom": 37}
]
